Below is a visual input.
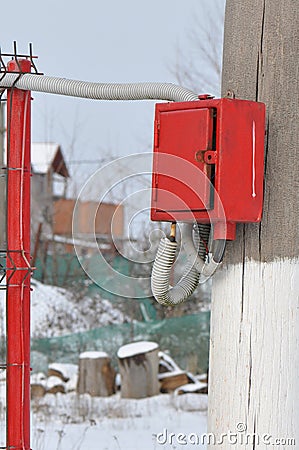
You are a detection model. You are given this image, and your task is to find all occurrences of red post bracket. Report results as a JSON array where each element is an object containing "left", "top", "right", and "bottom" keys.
[{"left": 6, "top": 58, "right": 32, "bottom": 450}]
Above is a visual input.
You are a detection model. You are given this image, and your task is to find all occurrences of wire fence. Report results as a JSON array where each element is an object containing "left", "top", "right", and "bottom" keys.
[{"left": 31, "top": 312, "right": 210, "bottom": 375}]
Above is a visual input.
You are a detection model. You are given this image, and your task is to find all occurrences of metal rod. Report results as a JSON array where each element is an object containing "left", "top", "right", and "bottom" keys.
[
  {"left": 0, "top": 53, "right": 38, "bottom": 58},
  {"left": 0, "top": 103, "right": 5, "bottom": 249},
  {"left": 6, "top": 58, "right": 31, "bottom": 450}
]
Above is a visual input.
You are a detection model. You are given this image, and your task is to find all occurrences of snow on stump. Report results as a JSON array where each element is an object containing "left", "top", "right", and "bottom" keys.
[
  {"left": 117, "top": 341, "right": 160, "bottom": 399},
  {"left": 77, "top": 351, "right": 115, "bottom": 397},
  {"left": 46, "top": 376, "right": 66, "bottom": 394},
  {"left": 48, "top": 363, "right": 78, "bottom": 383},
  {"left": 48, "top": 363, "right": 79, "bottom": 393}
]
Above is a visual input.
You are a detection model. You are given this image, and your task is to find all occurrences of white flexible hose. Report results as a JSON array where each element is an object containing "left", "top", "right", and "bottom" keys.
[
  {"left": 181, "top": 223, "right": 222, "bottom": 280},
  {"left": 180, "top": 223, "right": 205, "bottom": 272},
  {"left": 0, "top": 73, "right": 199, "bottom": 103},
  {"left": 151, "top": 224, "right": 223, "bottom": 306},
  {"left": 151, "top": 237, "right": 199, "bottom": 306},
  {"left": 199, "top": 256, "right": 221, "bottom": 284},
  {"left": 0, "top": 70, "right": 221, "bottom": 303}
]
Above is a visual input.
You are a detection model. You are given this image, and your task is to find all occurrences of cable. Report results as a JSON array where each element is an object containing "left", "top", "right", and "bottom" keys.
[
  {"left": 0, "top": 70, "right": 225, "bottom": 305},
  {"left": 0, "top": 73, "right": 199, "bottom": 103},
  {"left": 211, "top": 239, "right": 226, "bottom": 263},
  {"left": 151, "top": 236, "right": 199, "bottom": 306},
  {"left": 151, "top": 222, "right": 226, "bottom": 305}
]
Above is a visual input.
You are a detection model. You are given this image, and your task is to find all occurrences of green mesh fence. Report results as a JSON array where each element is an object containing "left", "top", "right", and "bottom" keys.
[{"left": 31, "top": 312, "right": 210, "bottom": 375}]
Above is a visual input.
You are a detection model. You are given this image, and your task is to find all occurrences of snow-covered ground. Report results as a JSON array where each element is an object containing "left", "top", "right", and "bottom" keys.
[
  {"left": 31, "top": 279, "right": 130, "bottom": 338},
  {"left": 0, "top": 279, "right": 129, "bottom": 338},
  {"left": 0, "top": 376, "right": 207, "bottom": 450},
  {"left": 33, "top": 392, "right": 207, "bottom": 449},
  {"left": 0, "top": 280, "right": 209, "bottom": 449}
]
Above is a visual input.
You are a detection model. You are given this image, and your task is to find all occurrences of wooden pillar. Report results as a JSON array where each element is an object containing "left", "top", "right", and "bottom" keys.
[{"left": 208, "top": 1, "right": 299, "bottom": 448}]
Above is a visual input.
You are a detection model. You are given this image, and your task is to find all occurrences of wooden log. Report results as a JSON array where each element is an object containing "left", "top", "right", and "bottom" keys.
[
  {"left": 30, "top": 372, "right": 47, "bottom": 399},
  {"left": 77, "top": 351, "right": 115, "bottom": 397},
  {"left": 158, "top": 370, "right": 189, "bottom": 393},
  {"left": 175, "top": 381, "right": 208, "bottom": 395},
  {"left": 117, "top": 341, "right": 160, "bottom": 399},
  {"left": 31, "top": 384, "right": 46, "bottom": 399}
]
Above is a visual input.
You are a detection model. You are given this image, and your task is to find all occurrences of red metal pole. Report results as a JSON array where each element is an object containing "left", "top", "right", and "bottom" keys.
[{"left": 6, "top": 58, "right": 31, "bottom": 450}]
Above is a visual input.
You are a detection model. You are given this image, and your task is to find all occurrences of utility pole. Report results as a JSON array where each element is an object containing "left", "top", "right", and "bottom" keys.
[{"left": 208, "top": 1, "right": 299, "bottom": 448}]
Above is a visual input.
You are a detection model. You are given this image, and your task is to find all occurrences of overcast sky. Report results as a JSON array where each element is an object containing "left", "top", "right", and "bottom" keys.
[
  {"left": 2, "top": 0, "right": 225, "bottom": 236},
  {"left": 2, "top": 1, "right": 224, "bottom": 155}
]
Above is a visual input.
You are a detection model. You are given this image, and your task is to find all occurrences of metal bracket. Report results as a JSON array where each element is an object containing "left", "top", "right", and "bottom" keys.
[
  {"left": 195, "top": 149, "right": 217, "bottom": 164},
  {"left": 0, "top": 41, "right": 43, "bottom": 83},
  {"left": 225, "top": 89, "right": 236, "bottom": 99}
]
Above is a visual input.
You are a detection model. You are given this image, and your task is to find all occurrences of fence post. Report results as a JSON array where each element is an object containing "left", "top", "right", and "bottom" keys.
[{"left": 6, "top": 58, "right": 32, "bottom": 450}]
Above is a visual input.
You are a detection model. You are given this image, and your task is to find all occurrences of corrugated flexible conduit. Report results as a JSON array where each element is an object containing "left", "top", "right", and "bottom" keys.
[
  {"left": 151, "top": 236, "right": 200, "bottom": 306},
  {"left": 0, "top": 73, "right": 199, "bottom": 102},
  {"left": 151, "top": 223, "right": 224, "bottom": 306},
  {"left": 0, "top": 71, "right": 223, "bottom": 305}
]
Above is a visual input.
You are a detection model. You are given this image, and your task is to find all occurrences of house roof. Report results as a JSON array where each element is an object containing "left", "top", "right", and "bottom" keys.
[{"left": 31, "top": 142, "right": 69, "bottom": 178}]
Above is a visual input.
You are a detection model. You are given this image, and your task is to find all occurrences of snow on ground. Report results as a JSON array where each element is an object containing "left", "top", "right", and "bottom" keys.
[
  {"left": 30, "top": 280, "right": 87, "bottom": 337},
  {"left": 30, "top": 391, "right": 208, "bottom": 450},
  {"left": 0, "top": 376, "right": 208, "bottom": 450},
  {"left": 31, "top": 279, "right": 129, "bottom": 337},
  {"left": 0, "top": 279, "right": 129, "bottom": 338}
]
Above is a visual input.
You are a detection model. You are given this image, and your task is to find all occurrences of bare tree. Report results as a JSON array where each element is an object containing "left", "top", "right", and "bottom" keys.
[{"left": 170, "top": 0, "right": 226, "bottom": 96}]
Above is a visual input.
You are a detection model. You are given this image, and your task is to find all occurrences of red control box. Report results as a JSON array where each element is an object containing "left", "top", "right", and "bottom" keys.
[{"left": 151, "top": 98, "right": 266, "bottom": 240}]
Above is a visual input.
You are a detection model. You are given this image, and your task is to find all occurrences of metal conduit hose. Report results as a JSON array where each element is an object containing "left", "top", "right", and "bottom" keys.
[
  {"left": 181, "top": 223, "right": 225, "bottom": 282},
  {"left": 151, "top": 236, "right": 200, "bottom": 306},
  {"left": 151, "top": 223, "right": 225, "bottom": 306},
  {"left": 0, "top": 71, "right": 224, "bottom": 304}
]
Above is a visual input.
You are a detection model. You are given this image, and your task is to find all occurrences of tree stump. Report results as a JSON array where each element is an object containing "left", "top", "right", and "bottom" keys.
[
  {"left": 117, "top": 341, "right": 160, "bottom": 399},
  {"left": 77, "top": 351, "right": 115, "bottom": 397}
]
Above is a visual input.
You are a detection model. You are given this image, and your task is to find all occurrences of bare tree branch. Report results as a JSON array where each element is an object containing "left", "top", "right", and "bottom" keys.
[{"left": 169, "top": 0, "right": 226, "bottom": 96}]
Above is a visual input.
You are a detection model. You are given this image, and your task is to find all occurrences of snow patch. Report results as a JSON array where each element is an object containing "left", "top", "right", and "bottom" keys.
[
  {"left": 117, "top": 341, "right": 158, "bottom": 358},
  {"left": 48, "top": 363, "right": 78, "bottom": 379},
  {"left": 79, "top": 351, "right": 108, "bottom": 359},
  {"left": 0, "top": 279, "right": 129, "bottom": 339},
  {"left": 46, "top": 376, "right": 65, "bottom": 390},
  {"left": 29, "top": 392, "right": 208, "bottom": 449},
  {"left": 158, "top": 370, "right": 185, "bottom": 380},
  {"left": 174, "top": 382, "right": 208, "bottom": 395},
  {"left": 159, "top": 351, "right": 181, "bottom": 372}
]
